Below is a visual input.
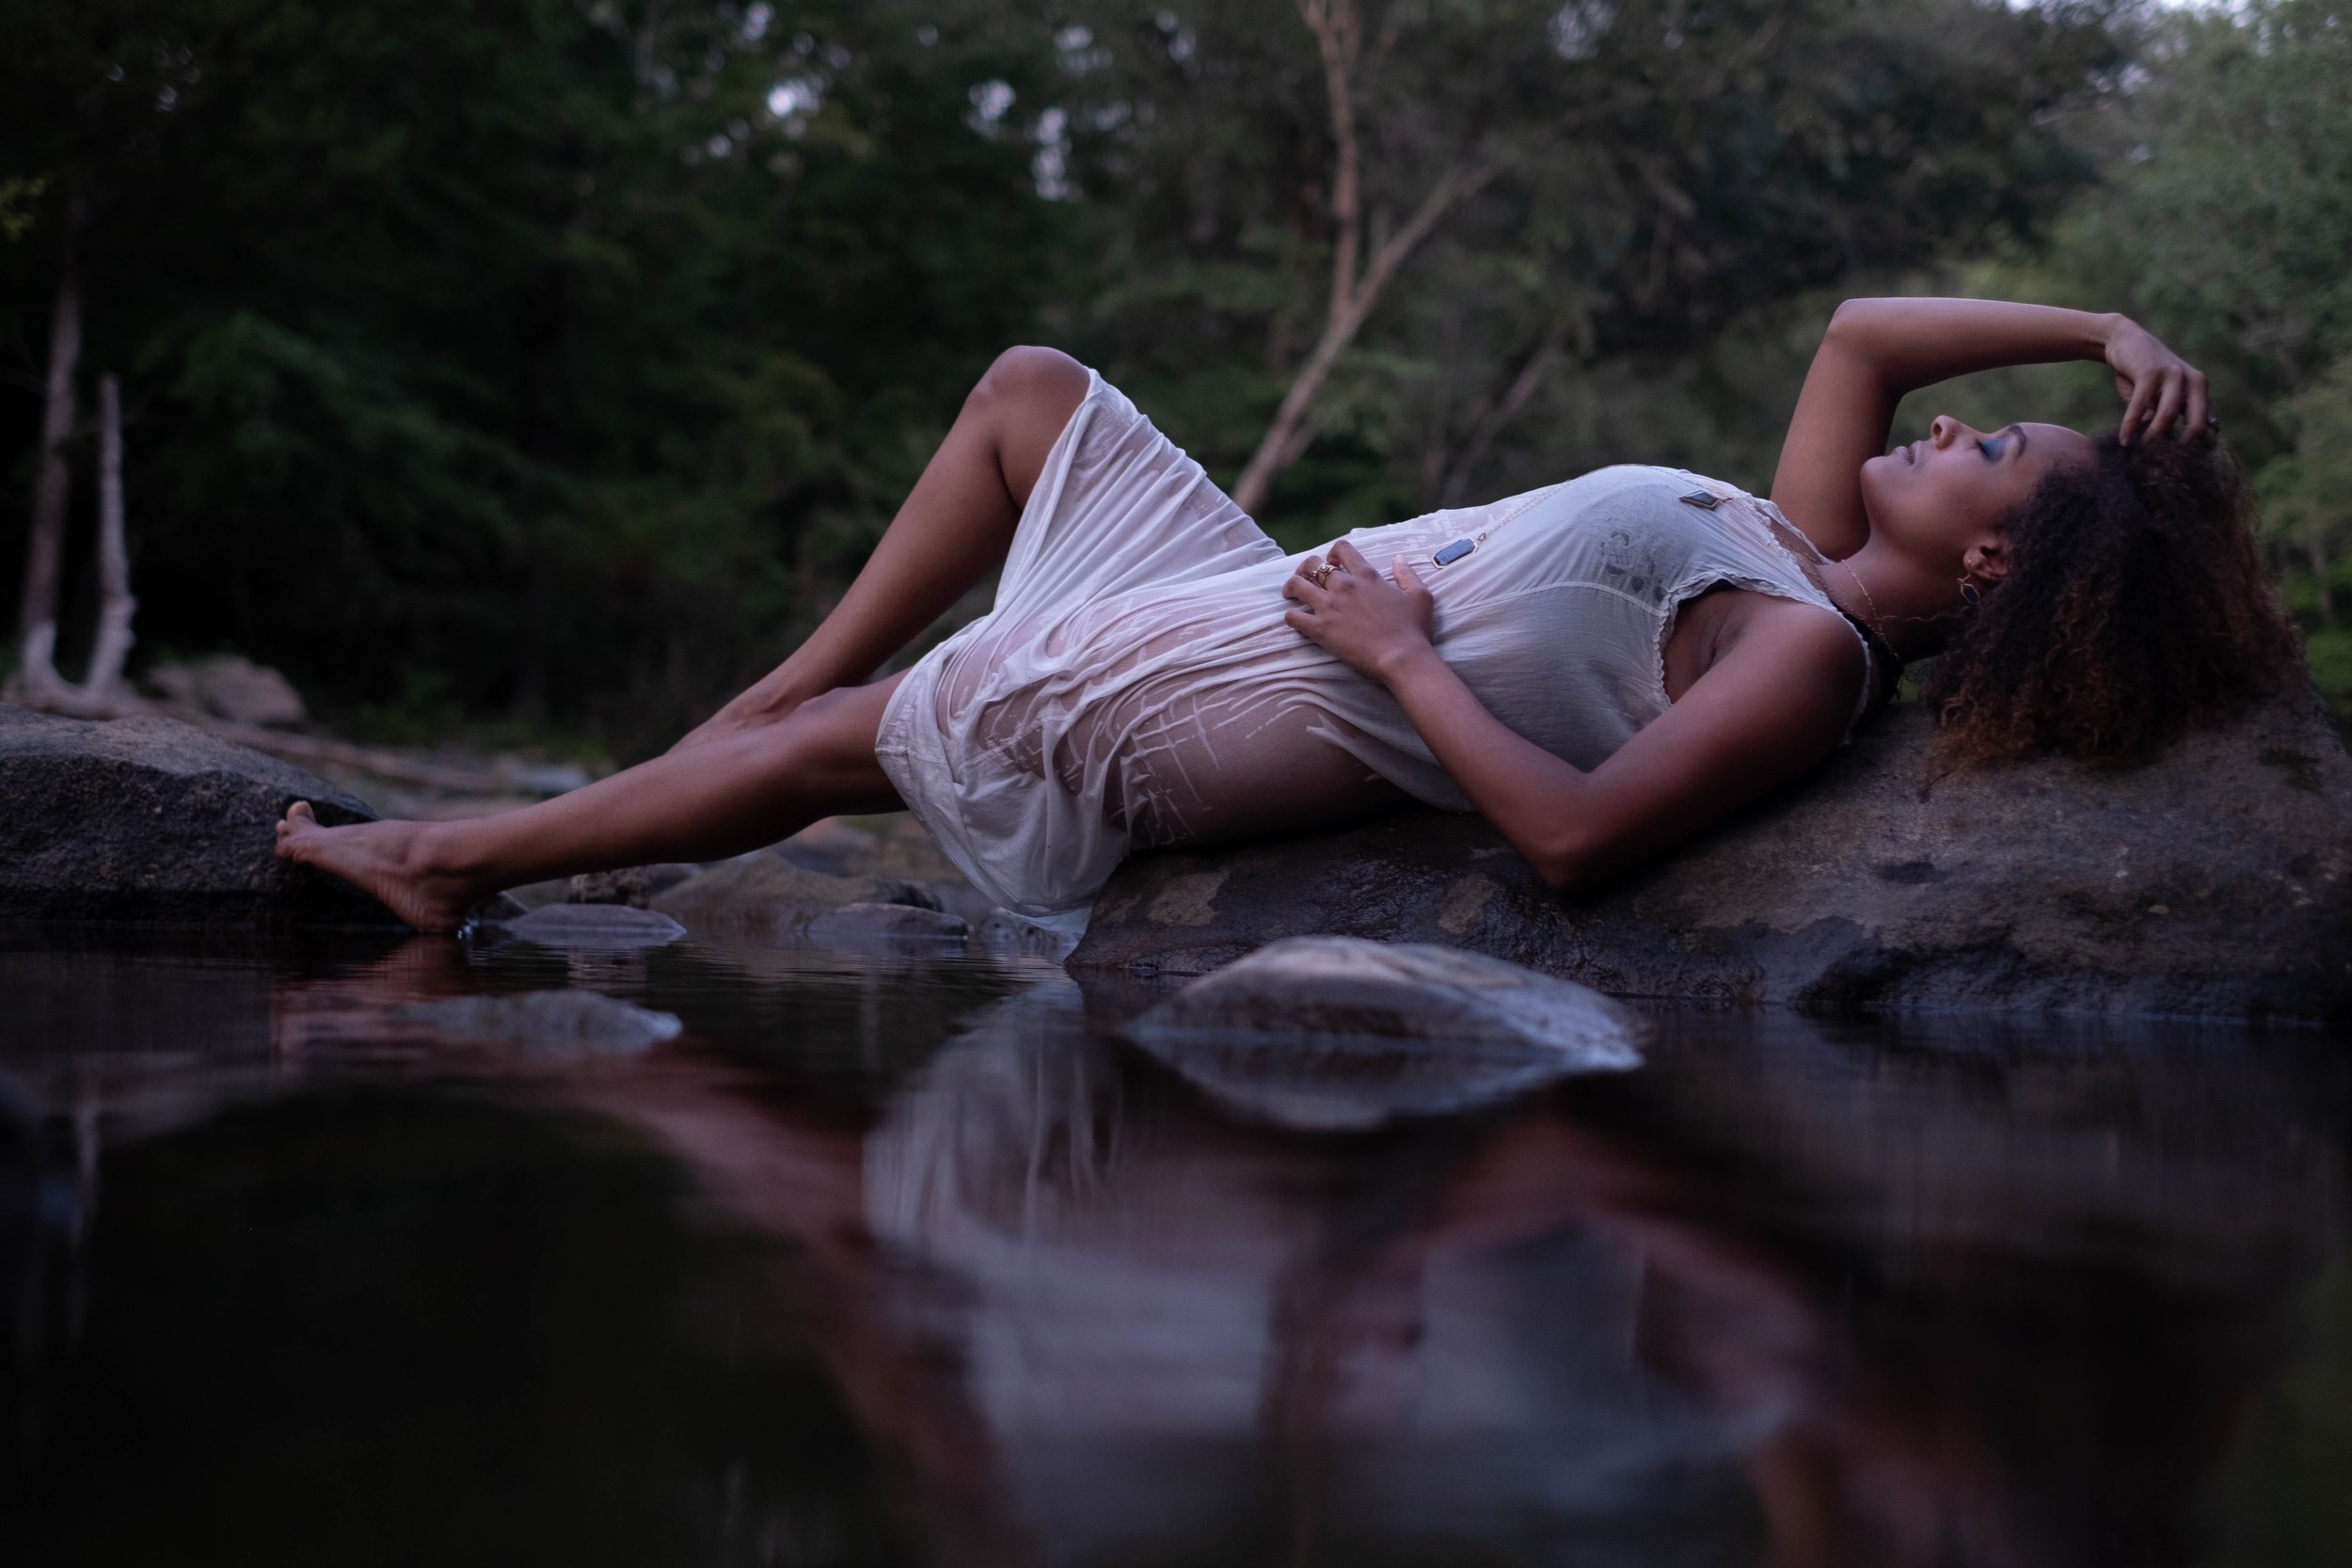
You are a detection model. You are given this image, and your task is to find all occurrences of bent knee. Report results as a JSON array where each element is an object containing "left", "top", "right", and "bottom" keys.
[
  {"left": 969, "top": 346, "right": 1089, "bottom": 503},
  {"left": 970, "top": 345, "right": 1089, "bottom": 418}
]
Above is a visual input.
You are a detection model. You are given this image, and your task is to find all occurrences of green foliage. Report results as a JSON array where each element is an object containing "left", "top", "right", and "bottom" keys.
[
  {"left": 7, "top": 0, "right": 2344, "bottom": 745},
  {"left": 2, "top": 0, "right": 1068, "bottom": 752},
  {"left": 1990, "top": 0, "right": 2352, "bottom": 720},
  {"left": 1041, "top": 0, "right": 2122, "bottom": 530}
]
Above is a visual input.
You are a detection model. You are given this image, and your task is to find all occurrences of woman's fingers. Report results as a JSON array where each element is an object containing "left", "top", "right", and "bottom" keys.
[
  {"left": 2146, "top": 371, "right": 2186, "bottom": 441},
  {"left": 1330, "top": 539, "right": 1375, "bottom": 575},
  {"left": 2119, "top": 372, "right": 2155, "bottom": 445},
  {"left": 2186, "top": 372, "right": 2213, "bottom": 439},
  {"left": 1282, "top": 555, "right": 1325, "bottom": 605}
]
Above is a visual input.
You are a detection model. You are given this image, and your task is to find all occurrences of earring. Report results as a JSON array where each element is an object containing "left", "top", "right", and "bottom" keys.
[{"left": 1958, "top": 578, "right": 1982, "bottom": 605}]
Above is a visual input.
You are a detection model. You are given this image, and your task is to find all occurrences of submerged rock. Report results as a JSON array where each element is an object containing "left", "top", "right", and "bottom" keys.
[
  {"left": 390, "top": 990, "right": 682, "bottom": 1054},
  {"left": 803, "top": 901, "right": 973, "bottom": 945},
  {"left": 650, "top": 855, "right": 941, "bottom": 936},
  {"left": 495, "top": 903, "right": 687, "bottom": 949},
  {"left": 1075, "top": 689, "right": 2352, "bottom": 1021},
  {"left": 1120, "top": 936, "right": 1649, "bottom": 1132},
  {"left": 0, "top": 705, "right": 393, "bottom": 925}
]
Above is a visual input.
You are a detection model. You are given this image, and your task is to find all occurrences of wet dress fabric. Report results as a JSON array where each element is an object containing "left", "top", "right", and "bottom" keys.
[{"left": 873, "top": 369, "right": 1880, "bottom": 937}]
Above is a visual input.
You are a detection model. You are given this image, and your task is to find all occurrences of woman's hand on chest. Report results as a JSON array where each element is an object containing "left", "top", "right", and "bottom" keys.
[{"left": 1280, "top": 539, "right": 1438, "bottom": 681}]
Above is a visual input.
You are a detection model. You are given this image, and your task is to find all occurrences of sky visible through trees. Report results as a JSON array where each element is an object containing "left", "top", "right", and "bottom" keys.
[{"left": 1, "top": 0, "right": 2344, "bottom": 753}]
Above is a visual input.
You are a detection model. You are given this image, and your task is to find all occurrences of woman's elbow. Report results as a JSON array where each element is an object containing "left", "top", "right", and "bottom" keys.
[
  {"left": 1529, "top": 832, "right": 1605, "bottom": 894},
  {"left": 1824, "top": 296, "right": 1890, "bottom": 344}
]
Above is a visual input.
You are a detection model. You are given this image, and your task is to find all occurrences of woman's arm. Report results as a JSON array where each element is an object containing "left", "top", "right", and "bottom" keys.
[
  {"left": 1282, "top": 542, "right": 1861, "bottom": 890},
  {"left": 1770, "top": 298, "right": 2210, "bottom": 558}
]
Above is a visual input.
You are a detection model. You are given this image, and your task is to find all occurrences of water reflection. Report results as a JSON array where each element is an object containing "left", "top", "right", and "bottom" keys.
[{"left": 2, "top": 932, "right": 2347, "bottom": 1566}]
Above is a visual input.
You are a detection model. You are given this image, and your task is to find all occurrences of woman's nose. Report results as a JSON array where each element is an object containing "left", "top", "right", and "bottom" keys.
[{"left": 1928, "top": 415, "right": 1973, "bottom": 447}]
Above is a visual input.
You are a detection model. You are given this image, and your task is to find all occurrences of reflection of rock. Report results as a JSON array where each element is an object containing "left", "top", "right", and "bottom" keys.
[
  {"left": 146, "top": 655, "right": 309, "bottom": 729},
  {"left": 650, "top": 856, "right": 941, "bottom": 937},
  {"left": 863, "top": 980, "right": 2338, "bottom": 1568},
  {"left": 1075, "top": 691, "right": 2352, "bottom": 1021},
  {"left": 496, "top": 903, "right": 686, "bottom": 950},
  {"left": 0, "top": 705, "right": 394, "bottom": 925},
  {"left": 390, "top": 990, "right": 682, "bottom": 1054},
  {"left": 865, "top": 977, "right": 1752, "bottom": 1562},
  {"left": 1119, "top": 936, "right": 1647, "bottom": 1131}
]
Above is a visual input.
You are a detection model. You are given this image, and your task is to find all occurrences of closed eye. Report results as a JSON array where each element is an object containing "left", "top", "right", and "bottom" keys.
[{"left": 1979, "top": 425, "right": 2024, "bottom": 462}]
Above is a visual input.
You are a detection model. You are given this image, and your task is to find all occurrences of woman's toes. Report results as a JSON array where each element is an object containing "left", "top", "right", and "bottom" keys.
[{"left": 276, "top": 800, "right": 317, "bottom": 859}]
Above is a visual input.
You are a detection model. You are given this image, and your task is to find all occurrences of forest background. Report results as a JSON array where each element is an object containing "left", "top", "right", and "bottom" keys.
[{"left": 3, "top": 0, "right": 2346, "bottom": 764}]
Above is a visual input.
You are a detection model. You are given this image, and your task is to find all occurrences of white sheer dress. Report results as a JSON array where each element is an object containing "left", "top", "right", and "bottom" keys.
[{"left": 873, "top": 369, "right": 1880, "bottom": 939}]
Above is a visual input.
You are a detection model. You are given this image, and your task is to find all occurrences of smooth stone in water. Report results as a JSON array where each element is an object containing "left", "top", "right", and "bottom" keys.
[
  {"left": 391, "top": 990, "right": 683, "bottom": 1054},
  {"left": 0, "top": 704, "right": 394, "bottom": 926},
  {"left": 1075, "top": 689, "right": 2352, "bottom": 1021},
  {"left": 1119, "top": 936, "right": 1650, "bottom": 1132},
  {"left": 496, "top": 902, "right": 687, "bottom": 948}
]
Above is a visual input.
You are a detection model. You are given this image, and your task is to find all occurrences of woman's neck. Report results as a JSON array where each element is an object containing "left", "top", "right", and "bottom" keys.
[{"left": 1821, "top": 538, "right": 1962, "bottom": 662}]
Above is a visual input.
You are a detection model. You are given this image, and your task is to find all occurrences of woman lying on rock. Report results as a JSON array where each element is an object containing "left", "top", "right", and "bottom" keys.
[{"left": 278, "top": 297, "right": 2300, "bottom": 937}]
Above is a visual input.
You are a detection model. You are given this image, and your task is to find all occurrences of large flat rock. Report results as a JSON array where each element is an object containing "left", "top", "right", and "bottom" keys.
[
  {"left": 1072, "top": 689, "right": 2352, "bottom": 1021},
  {"left": 0, "top": 705, "right": 394, "bottom": 925}
]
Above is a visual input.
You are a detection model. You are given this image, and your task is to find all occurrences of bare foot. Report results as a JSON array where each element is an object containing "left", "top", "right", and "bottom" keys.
[{"left": 275, "top": 802, "right": 483, "bottom": 932}]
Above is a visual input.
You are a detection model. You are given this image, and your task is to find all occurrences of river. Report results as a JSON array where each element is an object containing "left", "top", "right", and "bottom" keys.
[{"left": 4, "top": 926, "right": 2347, "bottom": 1566}]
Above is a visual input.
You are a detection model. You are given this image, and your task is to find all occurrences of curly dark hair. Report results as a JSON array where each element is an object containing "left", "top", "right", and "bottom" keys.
[{"left": 1920, "top": 433, "right": 2303, "bottom": 767}]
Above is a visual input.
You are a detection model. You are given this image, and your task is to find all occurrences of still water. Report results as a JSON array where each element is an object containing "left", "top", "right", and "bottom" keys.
[{"left": 3, "top": 925, "right": 2347, "bottom": 1567}]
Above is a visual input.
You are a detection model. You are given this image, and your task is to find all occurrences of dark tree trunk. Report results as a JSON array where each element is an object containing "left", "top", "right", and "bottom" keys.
[{"left": 15, "top": 230, "right": 82, "bottom": 699}]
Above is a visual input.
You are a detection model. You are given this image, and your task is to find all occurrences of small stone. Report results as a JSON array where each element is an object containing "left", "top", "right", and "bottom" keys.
[
  {"left": 564, "top": 863, "right": 699, "bottom": 908},
  {"left": 148, "top": 655, "right": 309, "bottom": 728},
  {"left": 1120, "top": 936, "right": 1648, "bottom": 1132},
  {"left": 391, "top": 990, "right": 682, "bottom": 1054},
  {"left": 977, "top": 908, "right": 1082, "bottom": 958}
]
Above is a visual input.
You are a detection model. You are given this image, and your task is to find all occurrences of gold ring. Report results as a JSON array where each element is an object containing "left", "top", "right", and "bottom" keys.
[{"left": 1309, "top": 562, "right": 1340, "bottom": 589}]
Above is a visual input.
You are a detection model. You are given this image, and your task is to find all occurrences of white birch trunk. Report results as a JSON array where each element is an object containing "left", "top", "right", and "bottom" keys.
[{"left": 80, "top": 373, "right": 136, "bottom": 699}]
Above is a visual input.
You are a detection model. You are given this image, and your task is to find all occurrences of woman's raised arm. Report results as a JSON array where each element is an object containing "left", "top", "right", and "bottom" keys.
[{"left": 1769, "top": 298, "right": 2206, "bottom": 559}]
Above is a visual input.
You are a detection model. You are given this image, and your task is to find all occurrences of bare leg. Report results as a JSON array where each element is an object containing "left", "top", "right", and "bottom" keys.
[
  {"left": 675, "top": 346, "right": 1090, "bottom": 752},
  {"left": 277, "top": 679, "right": 907, "bottom": 931}
]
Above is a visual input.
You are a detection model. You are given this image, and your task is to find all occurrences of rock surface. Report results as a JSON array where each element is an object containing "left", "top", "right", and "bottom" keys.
[
  {"left": 1120, "top": 936, "right": 1649, "bottom": 1131},
  {"left": 1073, "top": 690, "right": 2352, "bottom": 1021},
  {"left": 649, "top": 854, "right": 942, "bottom": 937},
  {"left": 0, "top": 705, "right": 394, "bottom": 925}
]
